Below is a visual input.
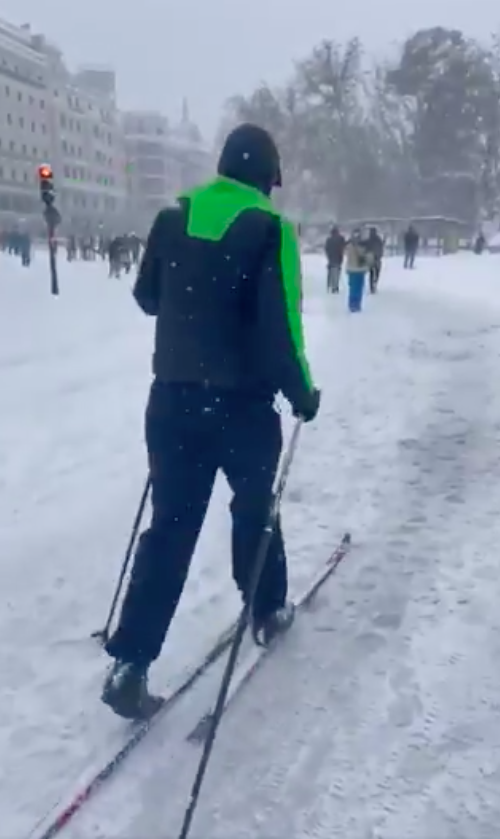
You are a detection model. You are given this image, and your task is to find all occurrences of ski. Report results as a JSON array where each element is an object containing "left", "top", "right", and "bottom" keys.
[
  {"left": 32, "top": 621, "right": 238, "bottom": 839},
  {"left": 186, "top": 531, "right": 352, "bottom": 745}
]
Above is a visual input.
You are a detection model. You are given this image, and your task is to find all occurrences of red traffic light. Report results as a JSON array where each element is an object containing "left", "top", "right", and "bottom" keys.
[
  {"left": 38, "top": 164, "right": 53, "bottom": 179},
  {"left": 38, "top": 163, "right": 55, "bottom": 206}
]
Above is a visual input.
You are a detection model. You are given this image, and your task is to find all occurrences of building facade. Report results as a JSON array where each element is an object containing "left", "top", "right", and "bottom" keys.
[
  {"left": 0, "top": 16, "right": 212, "bottom": 234},
  {"left": 46, "top": 57, "right": 127, "bottom": 231},
  {"left": 122, "top": 106, "right": 212, "bottom": 233},
  {"left": 122, "top": 110, "right": 171, "bottom": 230},
  {"left": 0, "top": 18, "right": 127, "bottom": 232},
  {"left": 0, "top": 19, "right": 51, "bottom": 224}
]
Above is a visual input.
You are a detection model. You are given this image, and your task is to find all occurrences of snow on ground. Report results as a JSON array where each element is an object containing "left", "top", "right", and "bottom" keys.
[{"left": 2, "top": 250, "right": 500, "bottom": 837}]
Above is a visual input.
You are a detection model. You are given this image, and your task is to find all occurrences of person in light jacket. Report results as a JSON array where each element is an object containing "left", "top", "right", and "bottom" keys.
[{"left": 345, "top": 229, "right": 372, "bottom": 312}]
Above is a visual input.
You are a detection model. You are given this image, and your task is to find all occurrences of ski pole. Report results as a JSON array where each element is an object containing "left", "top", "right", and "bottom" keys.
[
  {"left": 92, "top": 474, "right": 151, "bottom": 645},
  {"left": 176, "top": 418, "right": 303, "bottom": 839}
]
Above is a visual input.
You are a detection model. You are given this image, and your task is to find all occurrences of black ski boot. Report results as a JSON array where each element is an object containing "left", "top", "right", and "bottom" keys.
[
  {"left": 252, "top": 602, "right": 295, "bottom": 646},
  {"left": 101, "top": 660, "right": 163, "bottom": 721}
]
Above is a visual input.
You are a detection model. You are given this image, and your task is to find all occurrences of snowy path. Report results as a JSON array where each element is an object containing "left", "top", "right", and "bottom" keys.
[{"left": 2, "top": 252, "right": 500, "bottom": 837}]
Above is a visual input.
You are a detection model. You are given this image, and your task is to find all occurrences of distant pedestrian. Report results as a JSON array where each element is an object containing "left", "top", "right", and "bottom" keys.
[{"left": 345, "top": 229, "right": 372, "bottom": 312}]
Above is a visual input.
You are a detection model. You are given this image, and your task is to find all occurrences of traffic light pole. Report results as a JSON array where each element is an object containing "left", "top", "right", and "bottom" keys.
[
  {"left": 38, "top": 164, "right": 62, "bottom": 296},
  {"left": 44, "top": 206, "right": 60, "bottom": 296}
]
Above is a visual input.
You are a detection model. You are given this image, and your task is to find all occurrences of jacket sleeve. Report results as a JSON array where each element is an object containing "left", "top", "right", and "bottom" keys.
[
  {"left": 132, "top": 211, "right": 164, "bottom": 316},
  {"left": 256, "top": 216, "right": 315, "bottom": 409}
]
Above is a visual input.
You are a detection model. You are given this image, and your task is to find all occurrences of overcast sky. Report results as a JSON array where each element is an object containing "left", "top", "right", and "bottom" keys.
[{"left": 2, "top": 0, "right": 499, "bottom": 138}]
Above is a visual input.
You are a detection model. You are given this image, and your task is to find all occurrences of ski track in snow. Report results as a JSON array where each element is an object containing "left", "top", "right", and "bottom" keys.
[{"left": 2, "top": 251, "right": 500, "bottom": 837}]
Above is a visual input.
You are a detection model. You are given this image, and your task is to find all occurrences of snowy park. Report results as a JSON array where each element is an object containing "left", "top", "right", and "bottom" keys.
[{"left": 2, "top": 250, "right": 500, "bottom": 838}]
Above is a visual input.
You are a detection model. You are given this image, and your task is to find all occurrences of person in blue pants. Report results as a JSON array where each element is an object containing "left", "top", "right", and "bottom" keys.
[{"left": 345, "top": 229, "right": 372, "bottom": 312}]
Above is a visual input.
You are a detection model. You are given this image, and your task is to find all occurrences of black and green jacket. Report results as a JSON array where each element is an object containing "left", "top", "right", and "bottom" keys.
[{"left": 133, "top": 175, "right": 314, "bottom": 411}]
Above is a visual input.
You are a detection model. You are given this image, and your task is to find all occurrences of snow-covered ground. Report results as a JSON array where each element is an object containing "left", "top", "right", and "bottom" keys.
[{"left": 2, "top": 250, "right": 500, "bottom": 838}]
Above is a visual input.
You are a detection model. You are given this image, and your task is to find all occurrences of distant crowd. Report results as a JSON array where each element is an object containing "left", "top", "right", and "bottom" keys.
[
  {"left": 325, "top": 224, "right": 419, "bottom": 288},
  {"left": 0, "top": 229, "right": 145, "bottom": 279},
  {"left": 323, "top": 224, "right": 420, "bottom": 312},
  {"left": 65, "top": 233, "right": 144, "bottom": 277}
]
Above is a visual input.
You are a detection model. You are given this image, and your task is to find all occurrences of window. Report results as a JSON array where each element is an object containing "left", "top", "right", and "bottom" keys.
[
  {"left": 17, "top": 91, "right": 22, "bottom": 102},
  {"left": 60, "top": 114, "right": 66, "bottom": 128},
  {"left": 33, "top": 146, "right": 38, "bottom": 156},
  {"left": 29, "top": 96, "right": 34, "bottom": 105},
  {"left": 31, "top": 122, "right": 36, "bottom": 132},
  {"left": 41, "top": 124, "right": 46, "bottom": 134},
  {"left": 64, "top": 165, "right": 70, "bottom": 177},
  {"left": 7, "top": 113, "right": 12, "bottom": 125},
  {"left": 5, "top": 85, "right": 10, "bottom": 96},
  {"left": 22, "top": 144, "right": 27, "bottom": 155},
  {"left": 40, "top": 100, "right": 45, "bottom": 109},
  {"left": 19, "top": 117, "right": 24, "bottom": 128},
  {"left": 11, "top": 169, "right": 16, "bottom": 181},
  {"left": 9, "top": 140, "right": 15, "bottom": 151},
  {"left": 23, "top": 171, "right": 28, "bottom": 182},
  {"left": 69, "top": 119, "right": 74, "bottom": 130}
]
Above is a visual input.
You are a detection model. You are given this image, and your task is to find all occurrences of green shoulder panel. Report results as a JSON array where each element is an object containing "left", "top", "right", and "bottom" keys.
[
  {"left": 180, "top": 176, "right": 313, "bottom": 390},
  {"left": 279, "top": 218, "right": 314, "bottom": 390},
  {"left": 180, "top": 176, "right": 276, "bottom": 241}
]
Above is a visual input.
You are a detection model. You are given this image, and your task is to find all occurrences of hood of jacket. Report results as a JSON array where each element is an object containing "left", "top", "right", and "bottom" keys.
[{"left": 217, "top": 123, "right": 282, "bottom": 196}]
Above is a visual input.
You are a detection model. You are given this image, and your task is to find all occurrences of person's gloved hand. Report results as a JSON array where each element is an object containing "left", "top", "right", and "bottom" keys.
[{"left": 293, "top": 388, "right": 321, "bottom": 423}]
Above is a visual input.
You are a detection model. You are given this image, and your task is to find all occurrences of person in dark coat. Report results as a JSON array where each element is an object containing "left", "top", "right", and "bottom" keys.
[
  {"left": 108, "top": 235, "right": 124, "bottom": 278},
  {"left": 404, "top": 224, "right": 419, "bottom": 269},
  {"left": 102, "top": 123, "right": 320, "bottom": 720},
  {"left": 324, "top": 225, "right": 345, "bottom": 292},
  {"left": 365, "top": 227, "right": 384, "bottom": 293},
  {"left": 474, "top": 232, "right": 486, "bottom": 255}
]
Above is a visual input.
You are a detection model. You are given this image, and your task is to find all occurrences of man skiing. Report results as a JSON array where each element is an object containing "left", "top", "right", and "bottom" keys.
[{"left": 102, "top": 123, "right": 320, "bottom": 720}]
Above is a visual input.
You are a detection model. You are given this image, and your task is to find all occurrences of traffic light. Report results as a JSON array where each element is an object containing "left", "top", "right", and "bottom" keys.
[{"left": 38, "top": 163, "right": 55, "bottom": 206}]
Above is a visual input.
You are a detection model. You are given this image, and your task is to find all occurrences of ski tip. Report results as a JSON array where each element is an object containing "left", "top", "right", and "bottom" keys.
[{"left": 186, "top": 713, "right": 213, "bottom": 745}]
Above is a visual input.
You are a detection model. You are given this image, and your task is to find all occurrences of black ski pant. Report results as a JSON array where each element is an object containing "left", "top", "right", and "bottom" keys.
[
  {"left": 404, "top": 250, "right": 416, "bottom": 269},
  {"left": 369, "top": 259, "right": 381, "bottom": 292},
  {"left": 327, "top": 263, "right": 341, "bottom": 292},
  {"left": 106, "top": 380, "right": 288, "bottom": 667}
]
